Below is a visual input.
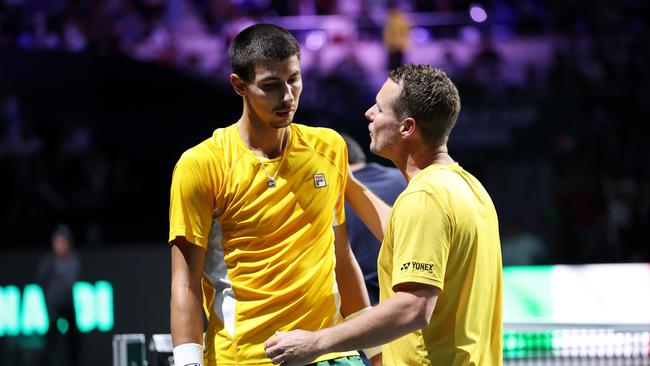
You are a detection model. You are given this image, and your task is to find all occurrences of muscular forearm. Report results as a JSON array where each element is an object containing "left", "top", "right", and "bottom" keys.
[
  {"left": 265, "top": 287, "right": 437, "bottom": 365},
  {"left": 171, "top": 282, "right": 204, "bottom": 346},
  {"left": 317, "top": 291, "right": 432, "bottom": 354},
  {"left": 170, "top": 240, "right": 207, "bottom": 347}
]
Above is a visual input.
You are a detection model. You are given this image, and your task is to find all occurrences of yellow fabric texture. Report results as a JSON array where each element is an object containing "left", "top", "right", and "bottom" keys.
[
  {"left": 378, "top": 163, "right": 503, "bottom": 366},
  {"left": 169, "top": 123, "right": 357, "bottom": 365}
]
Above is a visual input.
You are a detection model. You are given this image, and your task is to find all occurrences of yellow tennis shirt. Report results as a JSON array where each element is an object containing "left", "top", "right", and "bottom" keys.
[
  {"left": 378, "top": 163, "right": 503, "bottom": 365},
  {"left": 169, "top": 123, "right": 357, "bottom": 365}
]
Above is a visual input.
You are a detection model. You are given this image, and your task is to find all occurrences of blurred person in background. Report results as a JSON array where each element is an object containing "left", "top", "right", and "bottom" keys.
[
  {"left": 35, "top": 224, "right": 81, "bottom": 366},
  {"left": 383, "top": 1, "right": 411, "bottom": 71}
]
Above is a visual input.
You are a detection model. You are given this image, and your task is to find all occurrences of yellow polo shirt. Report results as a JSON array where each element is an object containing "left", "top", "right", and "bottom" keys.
[
  {"left": 169, "top": 123, "right": 357, "bottom": 365},
  {"left": 378, "top": 163, "right": 503, "bottom": 365}
]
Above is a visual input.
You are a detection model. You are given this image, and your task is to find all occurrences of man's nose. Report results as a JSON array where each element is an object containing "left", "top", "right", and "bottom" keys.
[
  {"left": 282, "top": 83, "right": 294, "bottom": 104},
  {"left": 365, "top": 106, "right": 376, "bottom": 122}
]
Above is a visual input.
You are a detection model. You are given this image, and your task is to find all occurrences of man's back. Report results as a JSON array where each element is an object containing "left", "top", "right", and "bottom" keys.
[{"left": 378, "top": 163, "right": 502, "bottom": 365}]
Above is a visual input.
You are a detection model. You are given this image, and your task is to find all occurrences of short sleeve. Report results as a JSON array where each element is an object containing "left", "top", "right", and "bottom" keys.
[
  {"left": 168, "top": 149, "right": 216, "bottom": 248},
  {"left": 391, "top": 191, "right": 450, "bottom": 291},
  {"left": 333, "top": 133, "right": 348, "bottom": 226}
]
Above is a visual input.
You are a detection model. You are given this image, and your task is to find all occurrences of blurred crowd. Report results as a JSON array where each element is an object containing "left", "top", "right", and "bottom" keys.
[
  {"left": 2, "top": 0, "right": 645, "bottom": 81},
  {"left": 1, "top": 0, "right": 649, "bottom": 264},
  {"left": 0, "top": 87, "right": 127, "bottom": 246}
]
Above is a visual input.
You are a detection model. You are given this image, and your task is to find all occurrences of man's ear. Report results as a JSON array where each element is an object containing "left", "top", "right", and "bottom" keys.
[
  {"left": 401, "top": 117, "right": 416, "bottom": 138},
  {"left": 230, "top": 73, "right": 247, "bottom": 96}
]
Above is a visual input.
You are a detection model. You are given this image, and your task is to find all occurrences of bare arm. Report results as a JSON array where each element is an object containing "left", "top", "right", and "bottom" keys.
[
  {"left": 333, "top": 224, "right": 371, "bottom": 317},
  {"left": 317, "top": 283, "right": 438, "bottom": 353},
  {"left": 171, "top": 237, "right": 206, "bottom": 347},
  {"left": 345, "top": 169, "right": 392, "bottom": 241},
  {"left": 265, "top": 283, "right": 439, "bottom": 365}
]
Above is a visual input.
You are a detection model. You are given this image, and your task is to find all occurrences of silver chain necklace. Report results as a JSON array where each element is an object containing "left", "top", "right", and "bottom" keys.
[
  {"left": 248, "top": 133, "right": 289, "bottom": 188},
  {"left": 251, "top": 151, "right": 286, "bottom": 188}
]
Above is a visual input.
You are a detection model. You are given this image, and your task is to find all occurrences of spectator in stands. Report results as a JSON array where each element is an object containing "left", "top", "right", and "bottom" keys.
[
  {"left": 383, "top": 1, "right": 411, "bottom": 71},
  {"left": 35, "top": 224, "right": 81, "bottom": 366}
]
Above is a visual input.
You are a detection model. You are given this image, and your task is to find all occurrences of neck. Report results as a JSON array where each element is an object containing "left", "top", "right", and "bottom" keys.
[
  {"left": 237, "top": 116, "right": 290, "bottom": 158},
  {"left": 395, "top": 143, "right": 454, "bottom": 182}
]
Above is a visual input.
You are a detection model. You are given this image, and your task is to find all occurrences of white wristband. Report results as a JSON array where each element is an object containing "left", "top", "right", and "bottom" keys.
[
  {"left": 344, "top": 307, "right": 381, "bottom": 360},
  {"left": 173, "top": 343, "right": 203, "bottom": 366}
]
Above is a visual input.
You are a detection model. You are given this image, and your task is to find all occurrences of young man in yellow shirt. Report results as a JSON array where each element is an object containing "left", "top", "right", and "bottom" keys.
[{"left": 169, "top": 24, "right": 386, "bottom": 366}]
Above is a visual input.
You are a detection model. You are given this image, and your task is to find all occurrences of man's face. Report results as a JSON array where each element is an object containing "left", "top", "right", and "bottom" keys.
[
  {"left": 242, "top": 55, "right": 302, "bottom": 128},
  {"left": 52, "top": 234, "right": 70, "bottom": 258},
  {"left": 365, "top": 78, "right": 404, "bottom": 158}
]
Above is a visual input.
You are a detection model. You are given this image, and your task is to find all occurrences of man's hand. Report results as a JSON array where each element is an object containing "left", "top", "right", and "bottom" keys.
[{"left": 264, "top": 330, "right": 324, "bottom": 366}]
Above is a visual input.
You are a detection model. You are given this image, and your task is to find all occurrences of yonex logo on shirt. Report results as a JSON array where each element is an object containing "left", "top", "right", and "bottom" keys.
[{"left": 401, "top": 261, "right": 434, "bottom": 273}]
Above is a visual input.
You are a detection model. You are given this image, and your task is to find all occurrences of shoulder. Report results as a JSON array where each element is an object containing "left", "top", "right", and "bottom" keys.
[
  {"left": 398, "top": 164, "right": 478, "bottom": 210},
  {"left": 292, "top": 124, "right": 346, "bottom": 159},
  {"left": 410, "top": 165, "right": 460, "bottom": 191},
  {"left": 395, "top": 168, "right": 451, "bottom": 209},
  {"left": 171, "top": 131, "right": 228, "bottom": 194},
  {"left": 394, "top": 189, "right": 434, "bottom": 210},
  {"left": 293, "top": 124, "right": 344, "bottom": 149},
  {"left": 175, "top": 128, "right": 230, "bottom": 169},
  {"left": 177, "top": 139, "right": 215, "bottom": 169}
]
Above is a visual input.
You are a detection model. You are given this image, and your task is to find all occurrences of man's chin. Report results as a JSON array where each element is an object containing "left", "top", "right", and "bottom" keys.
[
  {"left": 369, "top": 144, "right": 387, "bottom": 159},
  {"left": 271, "top": 117, "right": 293, "bottom": 129}
]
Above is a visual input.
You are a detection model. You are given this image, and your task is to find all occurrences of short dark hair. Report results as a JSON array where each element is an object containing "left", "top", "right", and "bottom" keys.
[
  {"left": 229, "top": 23, "right": 301, "bottom": 82},
  {"left": 341, "top": 133, "right": 366, "bottom": 165},
  {"left": 388, "top": 64, "right": 461, "bottom": 146},
  {"left": 52, "top": 223, "right": 74, "bottom": 244}
]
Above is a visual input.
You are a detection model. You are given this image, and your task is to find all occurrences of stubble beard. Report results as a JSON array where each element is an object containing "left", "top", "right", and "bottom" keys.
[
  {"left": 370, "top": 138, "right": 393, "bottom": 160},
  {"left": 270, "top": 117, "right": 293, "bottom": 129},
  {"left": 270, "top": 108, "right": 296, "bottom": 129}
]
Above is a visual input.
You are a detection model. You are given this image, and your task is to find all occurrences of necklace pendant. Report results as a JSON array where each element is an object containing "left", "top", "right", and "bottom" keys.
[{"left": 267, "top": 178, "right": 276, "bottom": 188}]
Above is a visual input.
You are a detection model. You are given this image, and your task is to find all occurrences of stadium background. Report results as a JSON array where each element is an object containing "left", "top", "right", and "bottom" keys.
[{"left": 1, "top": 0, "right": 649, "bottom": 364}]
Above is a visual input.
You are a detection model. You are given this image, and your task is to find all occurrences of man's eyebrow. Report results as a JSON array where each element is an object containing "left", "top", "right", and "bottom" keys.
[
  {"left": 259, "top": 76, "right": 281, "bottom": 82},
  {"left": 259, "top": 71, "right": 300, "bottom": 83}
]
